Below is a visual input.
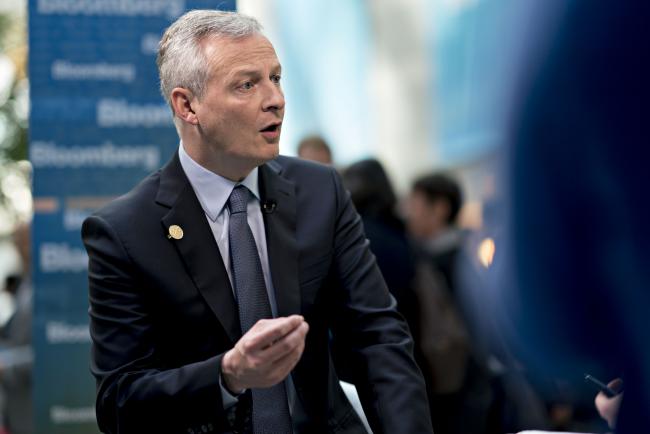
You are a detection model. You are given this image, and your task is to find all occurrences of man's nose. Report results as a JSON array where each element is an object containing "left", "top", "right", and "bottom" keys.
[{"left": 262, "top": 81, "right": 285, "bottom": 112}]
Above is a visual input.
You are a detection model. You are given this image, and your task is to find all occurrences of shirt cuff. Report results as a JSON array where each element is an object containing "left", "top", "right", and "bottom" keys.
[{"left": 219, "top": 371, "right": 245, "bottom": 409}]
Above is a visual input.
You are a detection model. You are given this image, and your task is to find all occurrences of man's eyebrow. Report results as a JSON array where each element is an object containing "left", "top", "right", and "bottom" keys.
[
  {"left": 230, "top": 68, "right": 261, "bottom": 77},
  {"left": 230, "top": 64, "right": 282, "bottom": 78}
]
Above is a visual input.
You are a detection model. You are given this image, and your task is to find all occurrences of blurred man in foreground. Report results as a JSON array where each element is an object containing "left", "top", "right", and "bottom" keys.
[
  {"left": 82, "top": 10, "right": 431, "bottom": 434},
  {"left": 502, "top": 1, "right": 650, "bottom": 433}
]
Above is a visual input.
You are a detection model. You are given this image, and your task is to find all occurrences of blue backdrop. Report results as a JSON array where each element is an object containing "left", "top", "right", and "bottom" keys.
[{"left": 29, "top": 1, "right": 235, "bottom": 432}]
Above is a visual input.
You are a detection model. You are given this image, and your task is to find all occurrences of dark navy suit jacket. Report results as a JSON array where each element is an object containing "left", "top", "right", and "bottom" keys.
[{"left": 82, "top": 153, "right": 432, "bottom": 434}]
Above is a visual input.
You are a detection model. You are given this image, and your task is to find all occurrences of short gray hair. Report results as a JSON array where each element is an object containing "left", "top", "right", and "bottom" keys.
[{"left": 157, "top": 10, "right": 263, "bottom": 108}]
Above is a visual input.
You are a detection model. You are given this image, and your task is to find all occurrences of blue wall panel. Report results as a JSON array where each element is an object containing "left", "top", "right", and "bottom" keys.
[{"left": 29, "top": 1, "right": 235, "bottom": 431}]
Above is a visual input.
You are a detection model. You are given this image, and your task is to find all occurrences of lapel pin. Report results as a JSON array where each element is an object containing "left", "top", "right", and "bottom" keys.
[
  {"left": 262, "top": 200, "right": 277, "bottom": 214},
  {"left": 167, "top": 224, "right": 184, "bottom": 240}
]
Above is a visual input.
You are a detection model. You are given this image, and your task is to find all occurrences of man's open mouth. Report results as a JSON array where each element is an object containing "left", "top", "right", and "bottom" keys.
[{"left": 260, "top": 122, "right": 281, "bottom": 133}]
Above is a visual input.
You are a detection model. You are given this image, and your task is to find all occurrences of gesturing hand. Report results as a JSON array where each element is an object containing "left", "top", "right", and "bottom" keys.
[{"left": 221, "top": 315, "right": 309, "bottom": 394}]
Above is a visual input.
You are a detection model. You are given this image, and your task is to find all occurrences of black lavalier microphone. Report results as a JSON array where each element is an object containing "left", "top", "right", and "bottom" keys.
[{"left": 262, "top": 200, "right": 277, "bottom": 214}]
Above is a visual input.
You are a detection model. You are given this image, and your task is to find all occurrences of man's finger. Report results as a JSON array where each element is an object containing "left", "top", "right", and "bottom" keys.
[
  {"left": 269, "top": 338, "right": 305, "bottom": 374},
  {"left": 260, "top": 321, "right": 309, "bottom": 363},
  {"left": 260, "top": 339, "right": 307, "bottom": 387},
  {"left": 607, "top": 378, "right": 623, "bottom": 392},
  {"left": 245, "top": 315, "right": 304, "bottom": 351}
]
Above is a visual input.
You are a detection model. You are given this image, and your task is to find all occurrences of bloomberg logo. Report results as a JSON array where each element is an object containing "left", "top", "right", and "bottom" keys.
[
  {"left": 36, "top": 0, "right": 185, "bottom": 19},
  {"left": 96, "top": 99, "right": 173, "bottom": 128}
]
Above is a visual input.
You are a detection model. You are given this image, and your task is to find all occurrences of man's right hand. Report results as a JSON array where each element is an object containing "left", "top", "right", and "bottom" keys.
[{"left": 221, "top": 315, "right": 309, "bottom": 394}]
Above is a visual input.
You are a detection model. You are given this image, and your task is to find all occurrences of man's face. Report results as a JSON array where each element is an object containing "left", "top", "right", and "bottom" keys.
[
  {"left": 406, "top": 191, "right": 448, "bottom": 239},
  {"left": 192, "top": 34, "right": 284, "bottom": 168},
  {"left": 299, "top": 147, "right": 332, "bottom": 165}
]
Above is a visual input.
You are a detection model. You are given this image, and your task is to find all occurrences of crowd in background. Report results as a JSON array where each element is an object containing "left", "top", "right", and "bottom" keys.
[{"left": 298, "top": 136, "right": 614, "bottom": 434}]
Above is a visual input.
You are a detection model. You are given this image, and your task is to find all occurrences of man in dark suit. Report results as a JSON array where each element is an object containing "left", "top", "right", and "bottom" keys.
[{"left": 82, "top": 10, "right": 432, "bottom": 434}]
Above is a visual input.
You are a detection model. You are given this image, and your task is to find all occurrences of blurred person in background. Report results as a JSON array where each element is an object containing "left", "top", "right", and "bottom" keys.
[
  {"left": 406, "top": 173, "right": 464, "bottom": 296},
  {"left": 297, "top": 135, "right": 333, "bottom": 165},
  {"left": 404, "top": 173, "right": 497, "bottom": 434},
  {"left": 0, "top": 223, "right": 33, "bottom": 434},
  {"left": 407, "top": 179, "right": 553, "bottom": 433},
  {"left": 342, "top": 160, "right": 476, "bottom": 433},
  {"left": 340, "top": 158, "right": 421, "bottom": 430},
  {"left": 341, "top": 159, "right": 416, "bottom": 315}
]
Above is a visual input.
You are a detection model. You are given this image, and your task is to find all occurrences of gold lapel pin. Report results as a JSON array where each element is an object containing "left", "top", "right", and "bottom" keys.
[{"left": 167, "top": 224, "right": 184, "bottom": 240}]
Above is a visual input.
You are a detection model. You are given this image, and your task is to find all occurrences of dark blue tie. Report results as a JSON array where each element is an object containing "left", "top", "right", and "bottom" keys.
[{"left": 227, "top": 185, "right": 293, "bottom": 434}]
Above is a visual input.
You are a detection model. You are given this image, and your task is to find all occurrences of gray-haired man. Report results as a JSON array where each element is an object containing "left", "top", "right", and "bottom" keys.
[{"left": 83, "top": 10, "right": 432, "bottom": 434}]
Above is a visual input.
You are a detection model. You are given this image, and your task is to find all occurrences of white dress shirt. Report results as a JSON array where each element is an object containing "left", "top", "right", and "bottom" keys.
[
  {"left": 178, "top": 144, "right": 306, "bottom": 428},
  {"left": 178, "top": 143, "right": 278, "bottom": 316}
]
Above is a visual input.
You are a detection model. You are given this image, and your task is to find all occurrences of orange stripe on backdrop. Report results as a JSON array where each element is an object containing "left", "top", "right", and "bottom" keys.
[{"left": 32, "top": 197, "right": 60, "bottom": 213}]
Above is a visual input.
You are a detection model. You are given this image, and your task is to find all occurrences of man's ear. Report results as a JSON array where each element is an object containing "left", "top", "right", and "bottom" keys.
[{"left": 170, "top": 87, "right": 199, "bottom": 125}]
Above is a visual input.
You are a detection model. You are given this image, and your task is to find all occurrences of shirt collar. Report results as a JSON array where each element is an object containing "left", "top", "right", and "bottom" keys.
[{"left": 178, "top": 142, "right": 260, "bottom": 221}]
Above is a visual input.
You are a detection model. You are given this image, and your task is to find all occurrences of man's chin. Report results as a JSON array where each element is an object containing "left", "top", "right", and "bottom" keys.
[
  {"left": 262, "top": 142, "right": 280, "bottom": 159},
  {"left": 249, "top": 147, "right": 279, "bottom": 167}
]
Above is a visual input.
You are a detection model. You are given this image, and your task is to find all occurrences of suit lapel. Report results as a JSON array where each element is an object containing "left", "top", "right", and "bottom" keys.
[
  {"left": 156, "top": 153, "right": 241, "bottom": 344},
  {"left": 259, "top": 160, "right": 301, "bottom": 318}
]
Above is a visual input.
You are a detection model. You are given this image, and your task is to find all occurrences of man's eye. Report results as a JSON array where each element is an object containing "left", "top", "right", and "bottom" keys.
[
  {"left": 271, "top": 74, "right": 281, "bottom": 84},
  {"left": 240, "top": 81, "right": 254, "bottom": 90}
]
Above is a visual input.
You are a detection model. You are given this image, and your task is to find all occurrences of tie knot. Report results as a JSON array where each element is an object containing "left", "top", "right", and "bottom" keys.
[{"left": 228, "top": 185, "right": 250, "bottom": 215}]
